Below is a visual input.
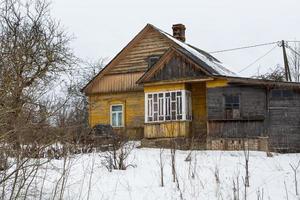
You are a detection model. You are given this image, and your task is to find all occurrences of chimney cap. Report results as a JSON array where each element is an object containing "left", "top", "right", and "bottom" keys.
[
  {"left": 172, "top": 24, "right": 186, "bottom": 29},
  {"left": 172, "top": 24, "right": 186, "bottom": 42}
]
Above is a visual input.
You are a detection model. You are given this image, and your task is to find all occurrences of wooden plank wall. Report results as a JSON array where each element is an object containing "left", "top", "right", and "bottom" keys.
[
  {"left": 144, "top": 83, "right": 186, "bottom": 93},
  {"left": 88, "top": 28, "right": 171, "bottom": 94},
  {"left": 89, "top": 91, "right": 145, "bottom": 139},
  {"left": 206, "top": 85, "right": 267, "bottom": 138},
  {"left": 208, "top": 120, "right": 265, "bottom": 138},
  {"left": 189, "top": 82, "right": 207, "bottom": 140},
  {"left": 108, "top": 29, "right": 171, "bottom": 74},
  {"left": 207, "top": 85, "right": 300, "bottom": 151},
  {"left": 207, "top": 85, "right": 266, "bottom": 120},
  {"left": 268, "top": 88, "right": 300, "bottom": 151},
  {"left": 89, "top": 72, "right": 144, "bottom": 93},
  {"left": 149, "top": 54, "right": 207, "bottom": 82},
  {"left": 144, "top": 121, "right": 190, "bottom": 138}
]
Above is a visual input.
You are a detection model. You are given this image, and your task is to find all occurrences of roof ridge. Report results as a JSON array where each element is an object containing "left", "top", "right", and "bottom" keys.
[{"left": 151, "top": 25, "right": 238, "bottom": 77}]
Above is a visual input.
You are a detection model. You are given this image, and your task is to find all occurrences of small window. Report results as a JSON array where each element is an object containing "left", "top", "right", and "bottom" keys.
[
  {"left": 224, "top": 94, "right": 240, "bottom": 119},
  {"left": 271, "top": 89, "right": 293, "bottom": 99},
  {"left": 111, "top": 105, "right": 124, "bottom": 127},
  {"left": 283, "top": 90, "right": 293, "bottom": 97},
  {"left": 148, "top": 56, "right": 160, "bottom": 68}
]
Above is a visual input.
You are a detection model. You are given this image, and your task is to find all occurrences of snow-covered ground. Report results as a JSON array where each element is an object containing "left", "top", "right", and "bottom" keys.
[{"left": 40, "top": 146, "right": 299, "bottom": 200}]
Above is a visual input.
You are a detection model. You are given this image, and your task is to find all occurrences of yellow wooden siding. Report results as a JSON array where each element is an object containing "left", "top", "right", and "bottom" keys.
[
  {"left": 206, "top": 79, "right": 228, "bottom": 88},
  {"left": 144, "top": 83, "right": 186, "bottom": 93},
  {"left": 144, "top": 121, "right": 190, "bottom": 138},
  {"left": 190, "top": 82, "right": 207, "bottom": 139},
  {"left": 108, "top": 29, "right": 171, "bottom": 74},
  {"left": 86, "top": 27, "right": 171, "bottom": 95},
  {"left": 88, "top": 92, "right": 145, "bottom": 138},
  {"left": 89, "top": 72, "right": 144, "bottom": 94}
]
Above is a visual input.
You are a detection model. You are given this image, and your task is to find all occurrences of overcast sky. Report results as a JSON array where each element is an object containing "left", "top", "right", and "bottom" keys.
[{"left": 51, "top": 0, "right": 300, "bottom": 77}]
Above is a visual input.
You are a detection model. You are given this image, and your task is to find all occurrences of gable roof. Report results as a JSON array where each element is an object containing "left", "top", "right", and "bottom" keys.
[
  {"left": 136, "top": 47, "right": 212, "bottom": 84},
  {"left": 153, "top": 26, "right": 237, "bottom": 77},
  {"left": 82, "top": 24, "right": 163, "bottom": 93},
  {"left": 82, "top": 23, "right": 239, "bottom": 93}
]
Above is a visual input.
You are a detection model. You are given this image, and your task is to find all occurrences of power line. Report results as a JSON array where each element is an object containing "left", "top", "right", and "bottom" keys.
[
  {"left": 238, "top": 45, "right": 278, "bottom": 73},
  {"left": 286, "top": 40, "right": 300, "bottom": 43},
  {"left": 286, "top": 45, "right": 300, "bottom": 57},
  {"left": 209, "top": 41, "right": 279, "bottom": 54}
]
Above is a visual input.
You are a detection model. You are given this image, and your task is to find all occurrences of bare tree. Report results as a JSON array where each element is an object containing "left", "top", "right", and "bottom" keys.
[
  {"left": 241, "top": 140, "right": 250, "bottom": 200},
  {"left": 0, "top": 0, "right": 77, "bottom": 199},
  {"left": 157, "top": 148, "right": 165, "bottom": 187},
  {"left": 255, "top": 64, "right": 285, "bottom": 81},
  {"left": 232, "top": 175, "right": 240, "bottom": 200},
  {"left": 170, "top": 140, "right": 177, "bottom": 183},
  {"left": 64, "top": 59, "right": 105, "bottom": 143},
  {"left": 0, "top": 0, "right": 75, "bottom": 144},
  {"left": 284, "top": 180, "right": 289, "bottom": 200},
  {"left": 289, "top": 160, "right": 300, "bottom": 196},
  {"left": 288, "top": 43, "right": 300, "bottom": 82}
]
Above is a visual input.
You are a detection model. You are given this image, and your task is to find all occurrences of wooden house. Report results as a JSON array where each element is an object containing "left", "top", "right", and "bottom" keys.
[{"left": 82, "top": 24, "right": 300, "bottom": 152}]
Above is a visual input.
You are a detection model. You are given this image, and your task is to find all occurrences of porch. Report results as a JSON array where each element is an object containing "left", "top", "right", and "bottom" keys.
[{"left": 143, "top": 80, "right": 213, "bottom": 142}]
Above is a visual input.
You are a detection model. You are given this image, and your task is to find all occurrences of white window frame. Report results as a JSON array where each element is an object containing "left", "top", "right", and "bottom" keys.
[
  {"left": 110, "top": 104, "right": 124, "bottom": 127},
  {"left": 145, "top": 90, "right": 192, "bottom": 123}
]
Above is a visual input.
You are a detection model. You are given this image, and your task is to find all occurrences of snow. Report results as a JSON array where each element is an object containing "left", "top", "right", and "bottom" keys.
[
  {"left": 39, "top": 146, "right": 300, "bottom": 200},
  {"left": 157, "top": 28, "right": 238, "bottom": 77}
]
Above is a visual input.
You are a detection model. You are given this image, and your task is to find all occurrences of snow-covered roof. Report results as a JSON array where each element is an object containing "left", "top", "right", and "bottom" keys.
[{"left": 155, "top": 27, "right": 238, "bottom": 77}]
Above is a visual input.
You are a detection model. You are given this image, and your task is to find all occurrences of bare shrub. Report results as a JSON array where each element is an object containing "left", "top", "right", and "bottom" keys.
[
  {"left": 232, "top": 175, "right": 240, "bottom": 200},
  {"left": 157, "top": 148, "right": 165, "bottom": 187},
  {"left": 213, "top": 164, "right": 222, "bottom": 199},
  {"left": 243, "top": 140, "right": 250, "bottom": 188},
  {"left": 170, "top": 140, "right": 177, "bottom": 183},
  {"left": 101, "top": 136, "right": 136, "bottom": 172},
  {"left": 289, "top": 160, "right": 300, "bottom": 196},
  {"left": 256, "top": 187, "right": 264, "bottom": 200}
]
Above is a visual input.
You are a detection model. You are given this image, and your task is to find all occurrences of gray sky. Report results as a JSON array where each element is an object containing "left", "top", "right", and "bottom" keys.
[{"left": 51, "top": 0, "right": 300, "bottom": 77}]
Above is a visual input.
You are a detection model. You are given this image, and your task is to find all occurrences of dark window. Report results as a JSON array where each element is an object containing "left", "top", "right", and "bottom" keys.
[
  {"left": 224, "top": 95, "right": 240, "bottom": 119},
  {"left": 283, "top": 90, "right": 293, "bottom": 97},
  {"left": 271, "top": 89, "right": 293, "bottom": 98},
  {"left": 148, "top": 56, "right": 160, "bottom": 68},
  {"left": 271, "top": 90, "right": 281, "bottom": 98}
]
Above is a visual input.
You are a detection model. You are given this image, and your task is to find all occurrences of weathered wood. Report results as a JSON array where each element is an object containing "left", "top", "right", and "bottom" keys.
[
  {"left": 144, "top": 121, "right": 191, "bottom": 138},
  {"left": 268, "top": 88, "right": 300, "bottom": 151},
  {"left": 89, "top": 72, "right": 144, "bottom": 94},
  {"left": 144, "top": 83, "right": 186, "bottom": 93},
  {"left": 108, "top": 28, "right": 171, "bottom": 75},
  {"left": 207, "top": 120, "right": 265, "bottom": 138},
  {"left": 83, "top": 24, "right": 171, "bottom": 94},
  {"left": 207, "top": 85, "right": 267, "bottom": 138},
  {"left": 149, "top": 54, "right": 207, "bottom": 82},
  {"left": 190, "top": 82, "right": 207, "bottom": 140},
  {"left": 207, "top": 85, "right": 300, "bottom": 151},
  {"left": 89, "top": 91, "right": 145, "bottom": 139},
  {"left": 207, "top": 85, "right": 266, "bottom": 120}
]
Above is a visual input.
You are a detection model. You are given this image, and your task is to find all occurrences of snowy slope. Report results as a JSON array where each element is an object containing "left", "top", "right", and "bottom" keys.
[{"left": 40, "top": 147, "right": 300, "bottom": 200}]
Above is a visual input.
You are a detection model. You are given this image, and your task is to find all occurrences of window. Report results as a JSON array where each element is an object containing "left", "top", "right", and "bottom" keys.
[
  {"left": 271, "top": 89, "right": 293, "bottom": 98},
  {"left": 148, "top": 56, "right": 160, "bottom": 68},
  {"left": 224, "top": 95, "right": 240, "bottom": 119},
  {"left": 145, "top": 90, "right": 192, "bottom": 122},
  {"left": 111, "top": 105, "right": 123, "bottom": 127}
]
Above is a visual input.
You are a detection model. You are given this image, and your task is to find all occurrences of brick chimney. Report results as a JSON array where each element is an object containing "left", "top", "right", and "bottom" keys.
[{"left": 172, "top": 24, "right": 186, "bottom": 42}]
